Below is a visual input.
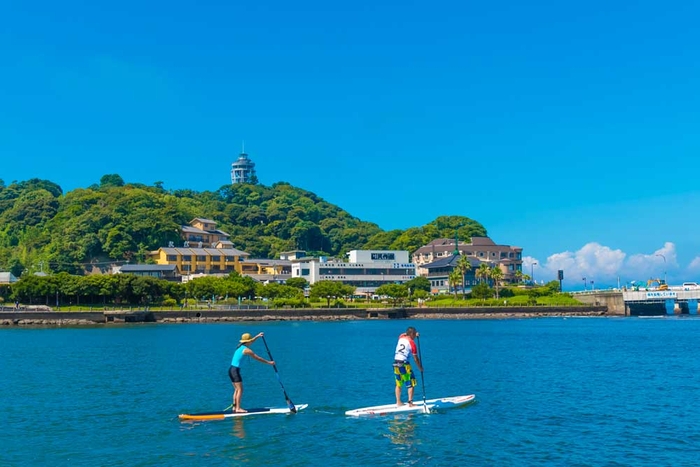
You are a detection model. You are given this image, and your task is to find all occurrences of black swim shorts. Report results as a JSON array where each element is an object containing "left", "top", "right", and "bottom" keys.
[{"left": 228, "top": 365, "right": 243, "bottom": 383}]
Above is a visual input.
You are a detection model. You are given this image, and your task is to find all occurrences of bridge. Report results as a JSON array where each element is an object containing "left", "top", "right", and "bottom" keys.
[
  {"left": 574, "top": 289, "right": 700, "bottom": 316},
  {"left": 622, "top": 289, "right": 700, "bottom": 316}
]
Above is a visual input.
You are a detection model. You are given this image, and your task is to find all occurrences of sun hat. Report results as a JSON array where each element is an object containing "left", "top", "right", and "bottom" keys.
[{"left": 239, "top": 333, "right": 254, "bottom": 343}]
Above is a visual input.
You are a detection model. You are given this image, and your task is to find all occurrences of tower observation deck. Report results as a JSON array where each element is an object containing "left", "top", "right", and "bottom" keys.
[{"left": 231, "top": 151, "right": 257, "bottom": 184}]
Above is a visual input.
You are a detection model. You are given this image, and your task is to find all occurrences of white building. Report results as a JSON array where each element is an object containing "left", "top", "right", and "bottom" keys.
[{"left": 291, "top": 250, "right": 416, "bottom": 294}]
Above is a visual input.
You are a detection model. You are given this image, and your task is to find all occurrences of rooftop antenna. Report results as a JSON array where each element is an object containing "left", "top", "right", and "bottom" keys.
[{"left": 241, "top": 140, "right": 245, "bottom": 155}]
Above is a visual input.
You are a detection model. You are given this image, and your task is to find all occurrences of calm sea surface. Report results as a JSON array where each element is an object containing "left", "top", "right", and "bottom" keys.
[{"left": 3, "top": 317, "right": 700, "bottom": 466}]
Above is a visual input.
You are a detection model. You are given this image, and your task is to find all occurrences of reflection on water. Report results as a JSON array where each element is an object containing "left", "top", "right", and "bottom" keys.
[
  {"left": 230, "top": 417, "right": 247, "bottom": 439},
  {"left": 386, "top": 415, "right": 417, "bottom": 446}
]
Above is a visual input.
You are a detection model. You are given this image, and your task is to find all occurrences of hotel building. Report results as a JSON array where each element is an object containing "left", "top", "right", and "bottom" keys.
[
  {"left": 413, "top": 237, "right": 523, "bottom": 283},
  {"left": 291, "top": 250, "right": 416, "bottom": 295}
]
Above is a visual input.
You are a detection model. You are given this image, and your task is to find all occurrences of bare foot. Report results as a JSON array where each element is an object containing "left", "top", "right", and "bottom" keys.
[
  {"left": 396, "top": 402, "right": 404, "bottom": 407},
  {"left": 234, "top": 408, "right": 248, "bottom": 413},
  {"left": 408, "top": 401, "right": 415, "bottom": 407}
]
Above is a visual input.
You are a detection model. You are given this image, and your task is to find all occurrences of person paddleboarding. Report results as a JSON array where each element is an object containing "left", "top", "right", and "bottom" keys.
[
  {"left": 229, "top": 332, "right": 274, "bottom": 413},
  {"left": 393, "top": 326, "right": 423, "bottom": 406}
]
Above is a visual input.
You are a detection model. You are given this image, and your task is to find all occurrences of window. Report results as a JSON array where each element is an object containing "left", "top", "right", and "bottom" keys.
[
  {"left": 183, "top": 255, "right": 191, "bottom": 261},
  {"left": 301, "top": 269, "right": 310, "bottom": 276},
  {"left": 197, "top": 255, "right": 206, "bottom": 261},
  {"left": 226, "top": 256, "right": 235, "bottom": 261},
  {"left": 166, "top": 255, "right": 177, "bottom": 261},
  {"left": 212, "top": 265, "right": 220, "bottom": 271},
  {"left": 211, "top": 256, "right": 220, "bottom": 261}
]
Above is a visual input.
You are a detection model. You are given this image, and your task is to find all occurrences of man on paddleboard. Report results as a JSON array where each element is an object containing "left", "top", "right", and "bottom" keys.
[
  {"left": 393, "top": 326, "right": 423, "bottom": 406},
  {"left": 230, "top": 332, "right": 275, "bottom": 413}
]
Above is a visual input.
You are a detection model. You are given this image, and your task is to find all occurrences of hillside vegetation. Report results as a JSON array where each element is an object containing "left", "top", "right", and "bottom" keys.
[{"left": 0, "top": 176, "right": 487, "bottom": 276}]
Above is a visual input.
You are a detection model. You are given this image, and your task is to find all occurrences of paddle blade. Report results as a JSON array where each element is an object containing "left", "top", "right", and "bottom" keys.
[{"left": 286, "top": 397, "right": 297, "bottom": 413}]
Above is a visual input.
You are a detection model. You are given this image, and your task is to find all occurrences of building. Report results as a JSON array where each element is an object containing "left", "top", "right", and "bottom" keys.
[
  {"left": 181, "top": 218, "right": 232, "bottom": 248},
  {"left": 231, "top": 150, "right": 257, "bottom": 184},
  {"left": 115, "top": 264, "right": 180, "bottom": 281},
  {"left": 240, "top": 258, "right": 292, "bottom": 283},
  {"left": 148, "top": 244, "right": 250, "bottom": 275},
  {"left": 420, "top": 255, "right": 483, "bottom": 294},
  {"left": 291, "top": 250, "right": 416, "bottom": 295},
  {"left": 413, "top": 237, "right": 522, "bottom": 283},
  {"left": 0, "top": 272, "right": 18, "bottom": 284}
]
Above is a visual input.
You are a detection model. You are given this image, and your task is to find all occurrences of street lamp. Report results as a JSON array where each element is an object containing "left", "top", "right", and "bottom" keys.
[
  {"left": 591, "top": 280, "right": 595, "bottom": 290},
  {"left": 582, "top": 277, "right": 587, "bottom": 291},
  {"left": 531, "top": 262, "right": 537, "bottom": 285},
  {"left": 655, "top": 254, "right": 667, "bottom": 284}
]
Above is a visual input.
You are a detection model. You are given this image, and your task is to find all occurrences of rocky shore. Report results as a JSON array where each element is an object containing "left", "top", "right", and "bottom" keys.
[{"left": 0, "top": 305, "right": 610, "bottom": 327}]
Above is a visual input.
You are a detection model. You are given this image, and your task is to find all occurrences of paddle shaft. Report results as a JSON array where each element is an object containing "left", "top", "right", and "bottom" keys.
[
  {"left": 417, "top": 335, "right": 428, "bottom": 413},
  {"left": 261, "top": 336, "right": 297, "bottom": 413}
]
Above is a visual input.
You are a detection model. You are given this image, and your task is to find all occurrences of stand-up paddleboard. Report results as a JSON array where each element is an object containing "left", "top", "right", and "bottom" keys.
[
  {"left": 179, "top": 404, "right": 308, "bottom": 421},
  {"left": 345, "top": 395, "right": 475, "bottom": 417}
]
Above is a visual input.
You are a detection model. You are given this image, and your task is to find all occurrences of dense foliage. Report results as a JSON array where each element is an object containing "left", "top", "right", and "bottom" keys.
[{"left": 0, "top": 177, "right": 487, "bottom": 276}]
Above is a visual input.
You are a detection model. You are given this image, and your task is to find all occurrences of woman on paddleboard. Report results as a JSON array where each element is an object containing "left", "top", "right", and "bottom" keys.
[
  {"left": 393, "top": 327, "right": 423, "bottom": 406},
  {"left": 230, "top": 332, "right": 274, "bottom": 413}
]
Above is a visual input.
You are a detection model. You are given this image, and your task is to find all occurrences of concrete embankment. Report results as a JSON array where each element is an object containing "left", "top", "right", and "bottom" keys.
[{"left": 0, "top": 305, "right": 609, "bottom": 326}]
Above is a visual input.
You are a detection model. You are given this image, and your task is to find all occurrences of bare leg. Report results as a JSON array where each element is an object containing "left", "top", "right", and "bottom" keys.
[
  {"left": 407, "top": 387, "right": 415, "bottom": 406},
  {"left": 396, "top": 384, "right": 403, "bottom": 406},
  {"left": 234, "top": 382, "right": 247, "bottom": 412}
]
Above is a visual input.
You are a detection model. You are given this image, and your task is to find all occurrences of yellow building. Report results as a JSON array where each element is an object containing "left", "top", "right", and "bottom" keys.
[
  {"left": 150, "top": 217, "right": 292, "bottom": 278},
  {"left": 181, "top": 218, "right": 232, "bottom": 248},
  {"left": 148, "top": 245, "right": 250, "bottom": 275}
]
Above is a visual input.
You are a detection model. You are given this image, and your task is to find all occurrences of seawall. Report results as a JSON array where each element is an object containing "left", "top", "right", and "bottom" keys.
[{"left": 0, "top": 305, "right": 608, "bottom": 326}]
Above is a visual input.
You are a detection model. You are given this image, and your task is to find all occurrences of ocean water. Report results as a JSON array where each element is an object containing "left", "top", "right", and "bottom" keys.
[{"left": 3, "top": 317, "right": 700, "bottom": 466}]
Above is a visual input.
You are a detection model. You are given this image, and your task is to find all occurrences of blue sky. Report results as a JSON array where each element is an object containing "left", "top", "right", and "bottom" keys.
[{"left": 2, "top": 0, "right": 699, "bottom": 288}]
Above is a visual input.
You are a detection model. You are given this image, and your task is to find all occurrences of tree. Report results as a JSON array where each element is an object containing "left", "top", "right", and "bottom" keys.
[
  {"left": 476, "top": 263, "right": 491, "bottom": 285},
  {"left": 456, "top": 255, "right": 472, "bottom": 297},
  {"left": 470, "top": 283, "right": 493, "bottom": 299},
  {"left": 285, "top": 277, "right": 309, "bottom": 290},
  {"left": 490, "top": 266, "right": 504, "bottom": 299},
  {"left": 448, "top": 270, "right": 462, "bottom": 298},
  {"left": 514, "top": 270, "right": 523, "bottom": 284},
  {"left": 404, "top": 276, "right": 430, "bottom": 293},
  {"left": 100, "top": 174, "right": 125, "bottom": 188},
  {"left": 375, "top": 283, "right": 408, "bottom": 307},
  {"left": 310, "top": 280, "right": 347, "bottom": 307}
]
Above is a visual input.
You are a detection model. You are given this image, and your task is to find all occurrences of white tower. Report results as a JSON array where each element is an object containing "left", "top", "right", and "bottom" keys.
[{"left": 231, "top": 144, "right": 257, "bottom": 184}]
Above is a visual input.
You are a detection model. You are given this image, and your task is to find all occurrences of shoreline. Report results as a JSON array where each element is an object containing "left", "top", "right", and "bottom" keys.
[{"left": 0, "top": 305, "right": 611, "bottom": 327}]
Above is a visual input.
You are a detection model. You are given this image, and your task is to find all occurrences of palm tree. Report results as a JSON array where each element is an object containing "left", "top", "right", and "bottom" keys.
[
  {"left": 448, "top": 270, "right": 461, "bottom": 298},
  {"left": 456, "top": 255, "right": 472, "bottom": 298},
  {"left": 514, "top": 270, "right": 523, "bottom": 284},
  {"left": 476, "top": 263, "right": 491, "bottom": 285},
  {"left": 490, "top": 265, "right": 504, "bottom": 299}
]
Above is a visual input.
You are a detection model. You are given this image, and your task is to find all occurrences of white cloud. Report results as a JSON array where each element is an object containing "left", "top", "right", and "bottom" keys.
[
  {"left": 524, "top": 241, "right": 694, "bottom": 288},
  {"left": 689, "top": 257, "right": 700, "bottom": 271}
]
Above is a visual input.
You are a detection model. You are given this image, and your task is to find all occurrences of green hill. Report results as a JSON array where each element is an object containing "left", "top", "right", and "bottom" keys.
[{"left": 0, "top": 176, "right": 487, "bottom": 275}]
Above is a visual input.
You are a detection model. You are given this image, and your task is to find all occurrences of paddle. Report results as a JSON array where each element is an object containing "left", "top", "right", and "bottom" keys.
[
  {"left": 261, "top": 336, "right": 297, "bottom": 413},
  {"left": 417, "top": 335, "right": 429, "bottom": 414}
]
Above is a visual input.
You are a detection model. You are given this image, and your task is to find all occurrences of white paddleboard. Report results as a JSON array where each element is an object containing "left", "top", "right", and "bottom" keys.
[
  {"left": 179, "top": 404, "right": 308, "bottom": 421},
  {"left": 345, "top": 395, "right": 475, "bottom": 417}
]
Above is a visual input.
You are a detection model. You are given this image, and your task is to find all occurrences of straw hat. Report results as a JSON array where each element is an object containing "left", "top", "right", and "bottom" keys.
[{"left": 239, "top": 333, "right": 254, "bottom": 344}]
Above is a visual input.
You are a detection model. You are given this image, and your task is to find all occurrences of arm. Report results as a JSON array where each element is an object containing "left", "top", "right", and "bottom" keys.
[
  {"left": 412, "top": 352, "right": 423, "bottom": 372},
  {"left": 243, "top": 348, "right": 274, "bottom": 365}
]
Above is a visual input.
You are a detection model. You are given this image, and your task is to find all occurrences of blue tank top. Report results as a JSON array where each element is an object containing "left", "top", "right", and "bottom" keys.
[{"left": 231, "top": 345, "right": 247, "bottom": 367}]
